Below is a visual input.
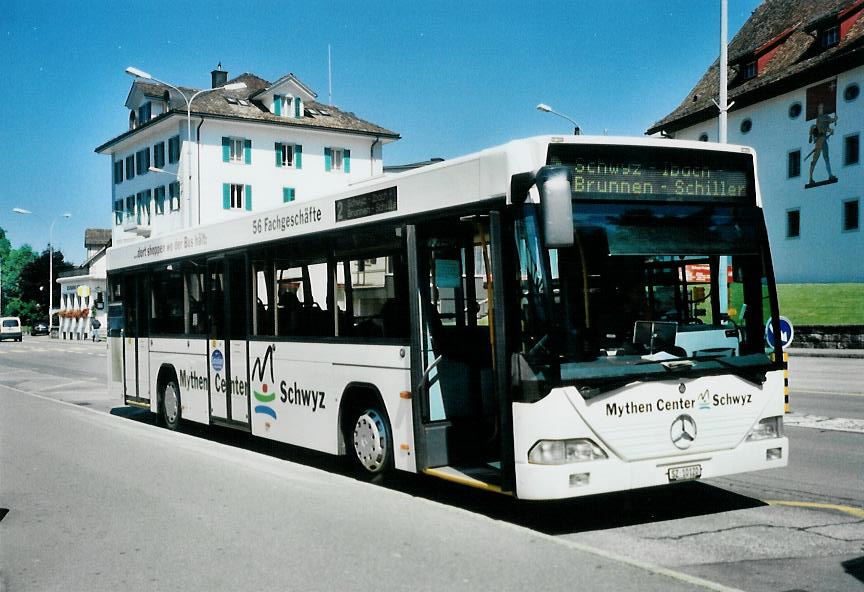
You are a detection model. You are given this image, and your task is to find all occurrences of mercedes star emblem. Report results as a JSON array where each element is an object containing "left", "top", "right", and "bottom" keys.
[{"left": 670, "top": 414, "right": 697, "bottom": 450}]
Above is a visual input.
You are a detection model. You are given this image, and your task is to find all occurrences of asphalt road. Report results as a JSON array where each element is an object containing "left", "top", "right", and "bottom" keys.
[{"left": 1, "top": 336, "right": 863, "bottom": 591}]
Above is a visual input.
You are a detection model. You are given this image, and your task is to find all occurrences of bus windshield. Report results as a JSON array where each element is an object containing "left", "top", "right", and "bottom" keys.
[{"left": 514, "top": 201, "right": 780, "bottom": 394}]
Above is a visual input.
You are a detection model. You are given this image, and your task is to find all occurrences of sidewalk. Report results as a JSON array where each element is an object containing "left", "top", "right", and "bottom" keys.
[{"left": 786, "top": 347, "right": 864, "bottom": 359}]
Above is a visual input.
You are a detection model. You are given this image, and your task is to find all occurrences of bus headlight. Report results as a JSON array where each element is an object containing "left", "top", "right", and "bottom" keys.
[
  {"left": 528, "top": 439, "right": 608, "bottom": 465},
  {"left": 746, "top": 416, "right": 783, "bottom": 441}
]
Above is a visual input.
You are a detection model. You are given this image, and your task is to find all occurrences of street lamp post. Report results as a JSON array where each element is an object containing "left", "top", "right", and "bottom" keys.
[
  {"left": 12, "top": 208, "right": 72, "bottom": 328},
  {"left": 536, "top": 103, "right": 581, "bottom": 135},
  {"left": 125, "top": 67, "right": 246, "bottom": 227}
]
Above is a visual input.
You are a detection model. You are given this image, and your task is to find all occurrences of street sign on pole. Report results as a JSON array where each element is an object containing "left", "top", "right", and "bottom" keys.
[{"left": 765, "top": 316, "right": 794, "bottom": 349}]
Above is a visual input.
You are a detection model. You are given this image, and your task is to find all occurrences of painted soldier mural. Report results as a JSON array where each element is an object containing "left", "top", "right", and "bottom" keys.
[{"left": 805, "top": 79, "right": 839, "bottom": 187}]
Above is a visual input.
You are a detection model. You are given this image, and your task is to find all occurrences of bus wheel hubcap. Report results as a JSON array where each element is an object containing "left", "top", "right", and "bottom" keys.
[
  {"left": 164, "top": 384, "right": 179, "bottom": 424},
  {"left": 353, "top": 409, "right": 387, "bottom": 473}
]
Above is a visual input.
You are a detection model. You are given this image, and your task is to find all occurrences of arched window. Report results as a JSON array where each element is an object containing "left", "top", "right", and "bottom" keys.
[{"left": 129, "top": 110, "right": 137, "bottom": 130}]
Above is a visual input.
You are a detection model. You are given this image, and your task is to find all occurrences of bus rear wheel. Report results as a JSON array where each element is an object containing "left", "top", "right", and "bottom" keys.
[
  {"left": 350, "top": 407, "right": 393, "bottom": 477},
  {"left": 161, "top": 379, "right": 182, "bottom": 431}
]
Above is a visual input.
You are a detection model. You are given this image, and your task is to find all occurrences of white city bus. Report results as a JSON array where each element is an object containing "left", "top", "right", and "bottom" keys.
[{"left": 107, "top": 135, "right": 788, "bottom": 500}]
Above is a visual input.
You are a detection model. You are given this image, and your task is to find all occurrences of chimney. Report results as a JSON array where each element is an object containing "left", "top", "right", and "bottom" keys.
[{"left": 211, "top": 62, "right": 228, "bottom": 88}]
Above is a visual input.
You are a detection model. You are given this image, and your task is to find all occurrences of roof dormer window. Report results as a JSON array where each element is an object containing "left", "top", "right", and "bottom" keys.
[
  {"left": 273, "top": 94, "right": 302, "bottom": 118},
  {"left": 137, "top": 102, "right": 152, "bottom": 125},
  {"left": 821, "top": 25, "right": 840, "bottom": 48},
  {"left": 743, "top": 61, "right": 757, "bottom": 80}
]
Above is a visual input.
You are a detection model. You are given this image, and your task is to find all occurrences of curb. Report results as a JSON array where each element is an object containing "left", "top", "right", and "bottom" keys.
[{"left": 786, "top": 348, "right": 864, "bottom": 359}]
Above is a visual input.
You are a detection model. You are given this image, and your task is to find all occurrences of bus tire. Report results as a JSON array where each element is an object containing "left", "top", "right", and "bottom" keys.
[
  {"left": 161, "top": 378, "right": 182, "bottom": 431},
  {"left": 347, "top": 405, "right": 393, "bottom": 478}
]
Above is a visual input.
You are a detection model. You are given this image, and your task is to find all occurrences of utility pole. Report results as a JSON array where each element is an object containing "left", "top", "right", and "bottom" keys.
[{"left": 716, "top": 0, "right": 732, "bottom": 316}]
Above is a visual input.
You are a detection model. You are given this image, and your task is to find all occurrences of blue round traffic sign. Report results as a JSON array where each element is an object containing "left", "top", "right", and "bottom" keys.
[{"left": 765, "top": 316, "right": 794, "bottom": 349}]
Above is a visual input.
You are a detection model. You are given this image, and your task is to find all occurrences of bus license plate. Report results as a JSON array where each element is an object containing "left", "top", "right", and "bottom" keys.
[{"left": 668, "top": 464, "right": 702, "bottom": 482}]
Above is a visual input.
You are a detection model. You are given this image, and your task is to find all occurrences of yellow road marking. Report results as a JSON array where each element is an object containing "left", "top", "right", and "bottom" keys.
[
  {"left": 764, "top": 500, "right": 864, "bottom": 518},
  {"left": 422, "top": 467, "right": 509, "bottom": 495}
]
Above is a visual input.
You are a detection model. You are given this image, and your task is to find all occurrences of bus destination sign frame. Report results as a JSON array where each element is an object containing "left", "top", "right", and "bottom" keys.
[{"left": 336, "top": 187, "right": 398, "bottom": 222}]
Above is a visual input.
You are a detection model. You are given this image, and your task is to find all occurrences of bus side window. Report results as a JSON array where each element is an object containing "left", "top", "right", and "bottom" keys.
[
  {"left": 335, "top": 252, "right": 408, "bottom": 340},
  {"left": 253, "top": 260, "right": 275, "bottom": 337},
  {"left": 185, "top": 264, "right": 207, "bottom": 335}
]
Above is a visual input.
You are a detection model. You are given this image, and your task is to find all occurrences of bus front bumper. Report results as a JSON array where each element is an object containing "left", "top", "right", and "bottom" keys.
[{"left": 514, "top": 437, "right": 788, "bottom": 500}]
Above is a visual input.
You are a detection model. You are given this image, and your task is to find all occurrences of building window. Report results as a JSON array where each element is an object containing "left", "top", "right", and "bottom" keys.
[
  {"left": 137, "top": 102, "right": 151, "bottom": 125},
  {"left": 843, "top": 199, "right": 860, "bottom": 232},
  {"left": 821, "top": 25, "right": 839, "bottom": 48},
  {"left": 788, "top": 102, "right": 802, "bottom": 119},
  {"left": 698, "top": 133, "right": 709, "bottom": 142},
  {"left": 743, "top": 61, "right": 757, "bottom": 80},
  {"left": 223, "top": 137, "right": 251, "bottom": 164},
  {"left": 325, "top": 147, "right": 350, "bottom": 173},
  {"left": 276, "top": 142, "right": 294, "bottom": 168},
  {"left": 844, "top": 83, "right": 860, "bottom": 102},
  {"left": 230, "top": 138, "right": 243, "bottom": 162},
  {"left": 168, "top": 136, "right": 181, "bottom": 164},
  {"left": 224, "top": 183, "right": 251, "bottom": 210},
  {"left": 113, "top": 161, "right": 123, "bottom": 185},
  {"left": 844, "top": 134, "right": 859, "bottom": 166},
  {"left": 740, "top": 118, "right": 753, "bottom": 134},
  {"left": 169, "top": 182, "right": 181, "bottom": 211},
  {"left": 113, "top": 199, "right": 124, "bottom": 225},
  {"left": 283, "top": 187, "right": 295, "bottom": 203},
  {"left": 125, "top": 195, "right": 136, "bottom": 221},
  {"left": 136, "top": 147, "right": 151, "bottom": 175},
  {"left": 136, "top": 190, "right": 151, "bottom": 225},
  {"left": 125, "top": 155, "right": 135, "bottom": 180},
  {"left": 154, "top": 141, "right": 166, "bottom": 168},
  {"left": 786, "top": 209, "right": 800, "bottom": 238},
  {"left": 787, "top": 150, "right": 801, "bottom": 178},
  {"left": 154, "top": 186, "right": 166, "bottom": 215}
]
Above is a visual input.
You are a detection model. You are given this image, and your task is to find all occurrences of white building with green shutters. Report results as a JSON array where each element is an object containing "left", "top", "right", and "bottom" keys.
[{"left": 96, "top": 65, "right": 399, "bottom": 244}]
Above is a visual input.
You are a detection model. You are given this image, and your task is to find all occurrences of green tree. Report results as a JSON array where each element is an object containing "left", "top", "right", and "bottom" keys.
[
  {"left": 17, "top": 249, "right": 74, "bottom": 322},
  {"left": 0, "top": 227, "right": 36, "bottom": 316}
]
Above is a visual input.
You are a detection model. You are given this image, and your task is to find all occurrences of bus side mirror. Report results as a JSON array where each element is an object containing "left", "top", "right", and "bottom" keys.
[{"left": 537, "top": 166, "right": 574, "bottom": 248}]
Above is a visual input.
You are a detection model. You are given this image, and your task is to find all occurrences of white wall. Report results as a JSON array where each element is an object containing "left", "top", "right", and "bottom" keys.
[
  {"left": 675, "top": 66, "right": 863, "bottom": 283},
  {"left": 108, "top": 115, "right": 385, "bottom": 240},
  {"left": 194, "top": 120, "right": 379, "bottom": 226}
]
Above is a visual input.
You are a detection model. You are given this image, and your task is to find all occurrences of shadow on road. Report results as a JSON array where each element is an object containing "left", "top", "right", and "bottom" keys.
[{"left": 111, "top": 407, "right": 766, "bottom": 535}]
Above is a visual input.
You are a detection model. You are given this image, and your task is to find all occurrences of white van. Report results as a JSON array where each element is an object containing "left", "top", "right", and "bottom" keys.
[{"left": 0, "top": 317, "right": 23, "bottom": 342}]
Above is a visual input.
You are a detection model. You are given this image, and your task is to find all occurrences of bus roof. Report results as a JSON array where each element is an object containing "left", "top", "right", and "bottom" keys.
[{"left": 107, "top": 135, "right": 759, "bottom": 271}]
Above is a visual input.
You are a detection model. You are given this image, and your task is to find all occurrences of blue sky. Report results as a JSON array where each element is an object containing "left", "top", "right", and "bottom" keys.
[{"left": 0, "top": 0, "right": 760, "bottom": 263}]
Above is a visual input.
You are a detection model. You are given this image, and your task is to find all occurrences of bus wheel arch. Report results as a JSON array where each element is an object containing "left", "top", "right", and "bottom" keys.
[
  {"left": 156, "top": 364, "right": 182, "bottom": 431},
  {"left": 339, "top": 383, "right": 393, "bottom": 476}
]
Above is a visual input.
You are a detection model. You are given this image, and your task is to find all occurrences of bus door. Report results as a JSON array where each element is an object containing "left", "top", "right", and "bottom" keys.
[
  {"left": 410, "top": 214, "right": 512, "bottom": 485},
  {"left": 122, "top": 273, "right": 151, "bottom": 404},
  {"left": 207, "top": 256, "right": 251, "bottom": 427}
]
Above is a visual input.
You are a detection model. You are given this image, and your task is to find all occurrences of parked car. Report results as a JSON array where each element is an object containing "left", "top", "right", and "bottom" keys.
[
  {"left": 0, "top": 317, "right": 23, "bottom": 342},
  {"left": 30, "top": 322, "right": 50, "bottom": 336}
]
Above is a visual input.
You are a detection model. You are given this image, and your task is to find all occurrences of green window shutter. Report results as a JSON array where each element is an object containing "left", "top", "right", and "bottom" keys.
[
  {"left": 222, "top": 137, "right": 230, "bottom": 162},
  {"left": 244, "top": 139, "right": 252, "bottom": 164},
  {"left": 324, "top": 147, "right": 332, "bottom": 171},
  {"left": 274, "top": 94, "right": 282, "bottom": 116},
  {"left": 294, "top": 97, "right": 301, "bottom": 118},
  {"left": 223, "top": 183, "right": 230, "bottom": 209},
  {"left": 245, "top": 185, "right": 252, "bottom": 211},
  {"left": 344, "top": 149, "right": 351, "bottom": 173},
  {"left": 275, "top": 142, "right": 283, "bottom": 167},
  {"left": 294, "top": 144, "right": 303, "bottom": 169},
  {"left": 283, "top": 187, "right": 295, "bottom": 203}
]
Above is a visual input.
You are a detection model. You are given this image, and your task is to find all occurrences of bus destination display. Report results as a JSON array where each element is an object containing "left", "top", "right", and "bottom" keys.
[
  {"left": 568, "top": 158, "right": 750, "bottom": 201},
  {"left": 336, "top": 187, "right": 398, "bottom": 222}
]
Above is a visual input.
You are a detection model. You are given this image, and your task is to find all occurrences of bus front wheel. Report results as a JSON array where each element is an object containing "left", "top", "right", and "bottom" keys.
[
  {"left": 161, "top": 379, "right": 182, "bottom": 431},
  {"left": 349, "top": 406, "right": 393, "bottom": 477}
]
